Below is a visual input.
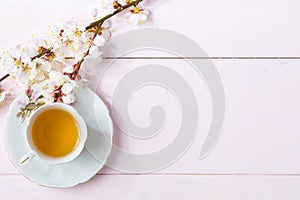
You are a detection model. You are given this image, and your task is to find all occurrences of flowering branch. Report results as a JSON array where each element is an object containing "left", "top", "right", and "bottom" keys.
[
  {"left": 86, "top": 0, "right": 143, "bottom": 30},
  {"left": 0, "top": 46, "right": 54, "bottom": 83},
  {"left": 0, "top": 0, "right": 149, "bottom": 118},
  {"left": 31, "top": 46, "right": 53, "bottom": 61},
  {"left": 0, "top": 74, "right": 9, "bottom": 83},
  {"left": 54, "top": 0, "right": 146, "bottom": 101},
  {"left": 71, "top": 0, "right": 144, "bottom": 79}
]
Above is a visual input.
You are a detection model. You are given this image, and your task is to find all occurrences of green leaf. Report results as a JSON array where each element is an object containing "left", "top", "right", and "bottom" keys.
[
  {"left": 24, "top": 103, "right": 36, "bottom": 110},
  {"left": 35, "top": 95, "right": 44, "bottom": 102},
  {"left": 36, "top": 102, "right": 46, "bottom": 107},
  {"left": 16, "top": 112, "right": 23, "bottom": 118}
]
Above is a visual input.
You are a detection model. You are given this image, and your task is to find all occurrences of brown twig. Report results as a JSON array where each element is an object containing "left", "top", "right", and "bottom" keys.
[
  {"left": 85, "top": 0, "right": 143, "bottom": 30},
  {"left": 0, "top": 46, "right": 54, "bottom": 83},
  {"left": 0, "top": 74, "right": 9, "bottom": 83},
  {"left": 31, "top": 47, "right": 53, "bottom": 61},
  {"left": 71, "top": 0, "right": 143, "bottom": 79}
]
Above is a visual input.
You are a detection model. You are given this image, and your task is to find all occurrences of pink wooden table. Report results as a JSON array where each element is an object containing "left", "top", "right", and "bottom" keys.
[{"left": 1, "top": 0, "right": 300, "bottom": 199}]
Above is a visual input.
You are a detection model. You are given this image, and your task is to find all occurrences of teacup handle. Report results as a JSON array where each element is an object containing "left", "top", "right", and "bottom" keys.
[{"left": 19, "top": 152, "right": 36, "bottom": 165}]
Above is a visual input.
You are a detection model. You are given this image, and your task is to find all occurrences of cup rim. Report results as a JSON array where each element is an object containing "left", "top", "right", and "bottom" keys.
[{"left": 26, "top": 103, "right": 88, "bottom": 164}]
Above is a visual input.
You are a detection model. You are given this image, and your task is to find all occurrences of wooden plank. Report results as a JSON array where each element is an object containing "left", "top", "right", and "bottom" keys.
[
  {"left": 0, "top": 175, "right": 300, "bottom": 199},
  {"left": 0, "top": 0, "right": 300, "bottom": 56},
  {"left": 94, "top": 59, "right": 300, "bottom": 174},
  {"left": 93, "top": 58, "right": 300, "bottom": 174},
  {"left": 1, "top": 59, "right": 300, "bottom": 174}
]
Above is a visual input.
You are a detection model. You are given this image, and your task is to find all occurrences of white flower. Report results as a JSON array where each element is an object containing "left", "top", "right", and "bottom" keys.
[
  {"left": 32, "top": 69, "right": 78, "bottom": 104},
  {"left": 81, "top": 57, "right": 102, "bottom": 72},
  {"left": 31, "top": 79, "right": 54, "bottom": 93},
  {"left": 29, "top": 37, "right": 52, "bottom": 56},
  {"left": 49, "top": 71, "right": 65, "bottom": 86},
  {"left": 32, "top": 37, "right": 49, "bottom": 48},
  {"left": 126, "top": 7, "right": 150, "bottom": 25},
  {"left": 89, "top": 8, "right": 98, "bottom": 19},
  {"left": 102, "top": 20, "right": 111, "bottom": 29},
  {"left": 81, "top": 31, "right": 94, "bottom": 44},
  {"left": 100, "top": 21, "right": 112, "bottom": 40},
  {"left": 89, "top": 46, "right": 103, "bottom": 58},
  {"left": 98, "top": 0, "right": 115, "bottom": 16},
  {"left": 61, "top": 82, "right": 73, "bottom": 95},
  {"left": 1, "top": 46, "right": 37, "bottom": 86},
  {"left": 30, "top": 80, "right": 55, "bottom": 104},
  {"left": 38, "top": 61, "right": 52, "bottom": 73},
  {"left": 93, "top": 35, "right": 106, "bottom": 47},
  {"left": 32, "top": 58, "right": 53, "bottom": 82},
  {"left": 62, "top": 65, "right": 74, "bottom": 74},
  {"left": 49, "top": 70, "right": 77, "bottom": 87},
  {"left": 81, "top": 46, "right": 103, "bottom": 71},
  {"left": 62, "top": 93, "right": 76, "bottom": 104},
  {"left": 46, "top": 20, "right": 90, "bottom": 62},
  {"left": 82, "top": 20, "right": 111, "bottom": 43}
]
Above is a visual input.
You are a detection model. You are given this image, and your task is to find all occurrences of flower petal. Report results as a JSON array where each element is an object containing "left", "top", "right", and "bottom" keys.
[
  {"left": 35, "top": 71, "right": 45, "bottom": 81},
  {"left": 49, "top": 71, "right": 60, "bottom": 80},
  {"left": 88, "top": 46, "right": 101, "bottom": 58},
  {"left": 93, "top": 36, "right": 105, "bottom": 47},
  {"left": 102, "top": 20, "right": 111, "bottom": 29},
  {"left": 13, "top": 45, "right": 22, "bottom": 59},
  {"left": 143, "top": 9, "right": 150, "bottom": 17},
  {"left": 90, "top": 8, "right": 98, "bottom": 18},
  {"left": 62, "top": 94, "right": 76, "bottom": 104},
  {"left": 40, "top": 62, "right": 52, "bottom": 73},
  {"left": 101, "top": 29, "right": 111, "bottom": 40},
  {"left": 61, "top": 82, "right": 73, "bottom": 94},
  {"left": 63, "top": 66, "right": 74, "bottom": 73}
]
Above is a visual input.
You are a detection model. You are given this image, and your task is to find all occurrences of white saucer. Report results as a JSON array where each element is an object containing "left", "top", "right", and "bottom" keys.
[{"left": 4, "top": 87, "right": 113, "bottom": 187}]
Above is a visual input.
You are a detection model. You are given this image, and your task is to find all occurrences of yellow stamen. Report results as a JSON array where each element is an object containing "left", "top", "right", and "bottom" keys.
[
  {"left": 74, "top": 29, "right": 82, "bottom": 37},
  {"left": 133, "top": 7, "right": 140, "bottom": 13}
]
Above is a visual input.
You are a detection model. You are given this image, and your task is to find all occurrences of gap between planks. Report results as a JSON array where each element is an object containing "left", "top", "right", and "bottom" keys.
[
  {"left": 2, "top": 173, "right": 300, "bottom": 176},
  {"left": 1, "top": 57, "right": 300, "bottom": 60},
  {"left": 103, "top": 57, "right": 300, "bottom": 60}
]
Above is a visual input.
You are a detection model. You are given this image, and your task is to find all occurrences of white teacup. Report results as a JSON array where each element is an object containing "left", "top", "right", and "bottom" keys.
[{"left": 19, "top": 103, "right": 88, "bottom": 165}]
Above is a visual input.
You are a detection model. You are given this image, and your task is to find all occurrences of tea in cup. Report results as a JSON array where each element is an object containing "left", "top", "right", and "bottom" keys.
[{"left": 19, "top": 103, "right": 87, "bottom": 164}]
